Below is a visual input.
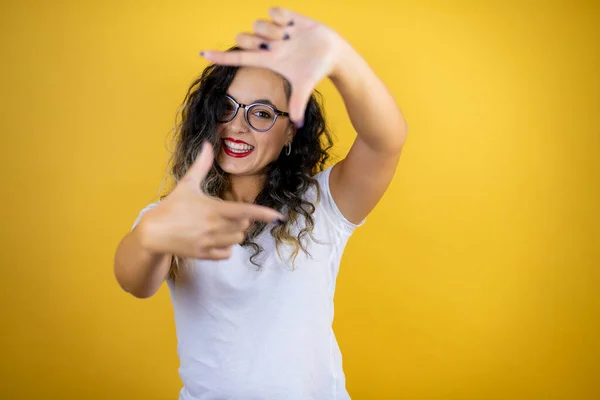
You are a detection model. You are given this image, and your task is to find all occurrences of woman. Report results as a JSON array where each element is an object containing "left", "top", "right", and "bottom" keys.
[{"left": 114, "top": 7, "right": 408, "bottom": 400}]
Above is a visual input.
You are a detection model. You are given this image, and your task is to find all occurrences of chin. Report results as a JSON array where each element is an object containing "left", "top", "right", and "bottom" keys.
[{"left": 217, "top": 149, "right": 264, "bottom": 177}]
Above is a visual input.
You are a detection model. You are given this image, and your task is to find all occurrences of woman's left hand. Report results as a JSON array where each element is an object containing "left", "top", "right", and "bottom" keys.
[{"left": 200, "top": 7, "right": 345, "bottom": 127}]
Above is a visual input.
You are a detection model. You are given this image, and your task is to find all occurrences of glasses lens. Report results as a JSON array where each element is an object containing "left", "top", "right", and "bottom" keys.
[
  {"left": 248, "top": 104, "right": 276, "bottom": 131},
  {"left": 217, "top": 97, "right": 236, "bottom": 122}
]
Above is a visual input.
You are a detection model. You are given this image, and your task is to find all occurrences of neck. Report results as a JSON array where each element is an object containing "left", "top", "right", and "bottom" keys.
[{"left": 222, "top": 173, "right": 266, "bottom": 204}]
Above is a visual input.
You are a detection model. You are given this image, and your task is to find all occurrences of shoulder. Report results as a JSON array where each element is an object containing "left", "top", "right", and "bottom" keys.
[{"left": 309, "top": 164, "right": 366, "bottom": 236}]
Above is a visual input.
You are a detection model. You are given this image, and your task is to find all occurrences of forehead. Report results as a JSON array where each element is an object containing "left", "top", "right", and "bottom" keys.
[{"left": 227, "top": 67, "right": 288, "bottom": 108}]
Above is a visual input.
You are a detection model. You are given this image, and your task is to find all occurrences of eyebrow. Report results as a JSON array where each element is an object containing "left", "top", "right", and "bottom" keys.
[
  {"left": 227, "top": 94, "right": 277, "bottom": 108},
  {"left": 253, "top": 98, "right": 275, "bottom": 106}
]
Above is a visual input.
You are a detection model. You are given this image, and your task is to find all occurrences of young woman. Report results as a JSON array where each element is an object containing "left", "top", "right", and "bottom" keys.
[{"left": 114, "top": 7, "right": 407, "bottom": 400}]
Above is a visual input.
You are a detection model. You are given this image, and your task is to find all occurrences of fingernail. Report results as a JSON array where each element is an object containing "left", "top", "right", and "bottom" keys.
[
  {"left": 283, "top": 33, "right": 290, "bottom": 40},
  {"left": 200, "top": 51, "right": 205, "bottom": 56},
  {"left": 295, "top": 120, "right": 304, "bottom": 129},
  {"left": 259, "top": 42, "right": 270, "bottom": 50},
  {"left": 287, "top": 20, "right": 294, "bottom": 26},
  {"left": 274, "top": 218, "right": 286, "bottom": 225}
]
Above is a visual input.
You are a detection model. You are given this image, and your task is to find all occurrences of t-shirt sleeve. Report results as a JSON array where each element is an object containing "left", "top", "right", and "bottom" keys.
[
  {"left": 131, "top": 202, "right": 161, "bottom": 231},
  {"left": 314, "top": 165, "right": 366, "bottom": 236}
]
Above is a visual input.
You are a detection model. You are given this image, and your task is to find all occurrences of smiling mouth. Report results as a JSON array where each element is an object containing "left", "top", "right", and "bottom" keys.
[{"left": 222, "top": 138, "right": 254, "bottom": 158}]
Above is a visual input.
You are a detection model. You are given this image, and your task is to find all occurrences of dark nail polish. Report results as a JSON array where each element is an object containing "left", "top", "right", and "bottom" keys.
[
  {"left": 287, "top": 20, "right": 294, "bottom": 26},
  {"left": 295, "top": 120, "right": 304, "bottom": 129},
  {"left": 200, "top": 51, "right": 205, "bottom": 56},
  {"left": 259, "top": 42, "right": 270, "bottom": 50},
  {"left": 283, "top": 33, "right": 290, "bottom": 40},
  {"left": 274, "top": 218, "right": 286, "bottom": 225}
]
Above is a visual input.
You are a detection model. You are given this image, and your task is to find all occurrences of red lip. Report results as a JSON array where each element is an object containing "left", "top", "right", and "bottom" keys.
[
  {"left": 222, "top": 137, "right": 254, "bottom": 158},
  {"left": 223, "top": 137, "right": 251, "bottom": 146},
  {"left": 223, "top": 147, "right": 253, "bottom": 158}
]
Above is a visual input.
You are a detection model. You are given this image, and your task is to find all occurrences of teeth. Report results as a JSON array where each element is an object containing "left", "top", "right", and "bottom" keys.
[{"left": 224, "top": 140, "right": 254, "bottom": 153}]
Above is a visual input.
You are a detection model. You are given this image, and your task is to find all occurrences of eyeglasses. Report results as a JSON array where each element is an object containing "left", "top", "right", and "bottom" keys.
[{"left": 216, "top": 94, "right": 289, "bottom": 132}]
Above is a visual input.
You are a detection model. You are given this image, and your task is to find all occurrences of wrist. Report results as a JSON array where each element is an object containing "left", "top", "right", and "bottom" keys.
[{"left": 328, "top": 37, "right": 364, "bottom": 84}]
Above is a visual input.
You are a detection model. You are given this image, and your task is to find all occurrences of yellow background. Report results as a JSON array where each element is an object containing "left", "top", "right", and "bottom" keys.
[{"left": 1, "top": 0, "right": 598, "bottom": 399}]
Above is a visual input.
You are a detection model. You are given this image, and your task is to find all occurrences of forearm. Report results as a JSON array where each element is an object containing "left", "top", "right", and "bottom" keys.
[
  {"left": 113, "top": 224, "right": 172, "bottom": 299},
  {"left": 329, "top": 40, "right": 408, "bottom": 154}
]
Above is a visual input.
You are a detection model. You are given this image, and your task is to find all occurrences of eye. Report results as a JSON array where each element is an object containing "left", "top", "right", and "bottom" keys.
[
  {"left": 249, "top": 104, "right": 274, "bottom": 119},
  {"left": 255, "top": 110, "right": 272, "bottom": 119},
  {"left": 216, "top": 98, "right": 237, "bottom": 122}
]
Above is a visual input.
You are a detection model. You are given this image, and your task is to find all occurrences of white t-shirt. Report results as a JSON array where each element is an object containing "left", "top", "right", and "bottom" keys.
[{"left": 132, "top": 165, "right": 364, "bottom": 400}]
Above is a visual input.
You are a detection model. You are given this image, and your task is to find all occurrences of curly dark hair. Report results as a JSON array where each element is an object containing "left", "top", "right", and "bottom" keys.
[{"left": 165, "top": 47, "right": 334, "bottom": 275}]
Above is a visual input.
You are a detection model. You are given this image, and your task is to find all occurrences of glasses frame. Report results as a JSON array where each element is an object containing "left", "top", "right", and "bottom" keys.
[{"left": 217, "top": 94, "right": 290, "bottom": 132}]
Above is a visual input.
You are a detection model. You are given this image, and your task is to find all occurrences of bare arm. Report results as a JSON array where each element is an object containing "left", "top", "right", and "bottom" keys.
[
  {"left": 114, "top": 221, "right": 173, "bottom": 299},
  {"left": 329, "top": 41, "right": 408, "bottom": 224}
]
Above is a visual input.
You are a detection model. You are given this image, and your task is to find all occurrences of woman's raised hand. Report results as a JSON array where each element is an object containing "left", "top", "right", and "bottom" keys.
[{"left": 200, "top": 7, "right": 345, "bottom": 128}]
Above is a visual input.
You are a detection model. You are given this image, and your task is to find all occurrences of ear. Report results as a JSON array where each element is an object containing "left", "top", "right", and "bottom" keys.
[{"left": 286, "top": 123, "right": 296, "bottom": 144}]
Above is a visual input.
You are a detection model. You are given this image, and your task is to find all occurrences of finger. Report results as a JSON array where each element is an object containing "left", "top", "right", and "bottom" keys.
[
  {"left": 200, "top": 49, "right": 264, "bottom": 68},
  {"left": 235, "top": 218, "right": 252, "bottom": 232},
  {"left": 288, "top": 84, "right": 314, "bottom": 127},
  {"left": 218, "top": 202, "right": 284, "bottom": 224},
  {"left": 268, "top": 7, "right": 295, "bottom": 27},
  {"left": 269, "top": 7, "right": 311, "bottom": 28},
  {"left": 180, "top": 142, "right": 214, "bottom": 188},
  {"left": 235, "top": 33, "right": 272, "bottom": 51},
  {"left": 206, "top": 246, "right": 233, "bottom": 260},
  {"left": 217, "top": 216, "right": 251, "bottom": 233},
  {"left": 208, "top": 231, "right": 246, "bottom": 248},
  {"left": 252, "top": 19, "right": 287, "bottom": 41}
]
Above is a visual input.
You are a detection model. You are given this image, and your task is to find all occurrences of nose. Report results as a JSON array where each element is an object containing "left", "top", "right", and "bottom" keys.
[{"left": 228, "top": 107, "right": 250, "bottom": 133}]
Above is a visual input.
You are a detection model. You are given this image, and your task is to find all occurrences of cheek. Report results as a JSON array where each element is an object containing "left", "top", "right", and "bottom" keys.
[
  {"left": 254, "top": 135, "right": 274, "bottom": 152},
  {"left": 259, "top": 136, "right": 284, "bottom": 156},
  {"left": 261, "top": 125, "right": 289, "bottom": 149}
]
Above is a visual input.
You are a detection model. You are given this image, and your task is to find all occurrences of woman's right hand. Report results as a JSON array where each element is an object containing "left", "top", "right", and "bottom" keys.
[{"left": 136, "top": 142, "right": 285, "bottom": 260}]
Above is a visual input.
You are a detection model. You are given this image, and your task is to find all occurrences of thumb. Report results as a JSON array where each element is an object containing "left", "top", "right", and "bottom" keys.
[
  {"left": 180, "top": 142, "right": 214, "bottom": 189},
  {"left": 288, "top": 84, "right": 313, "bottom": 128}
]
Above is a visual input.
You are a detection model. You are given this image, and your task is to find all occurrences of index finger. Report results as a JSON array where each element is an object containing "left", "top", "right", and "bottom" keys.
[
  {"left": 200, "top": 49, "right": 264, "bottom": 68},
  {"left": 217, "top": 201, "right": 285, "bottom": 224}
]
